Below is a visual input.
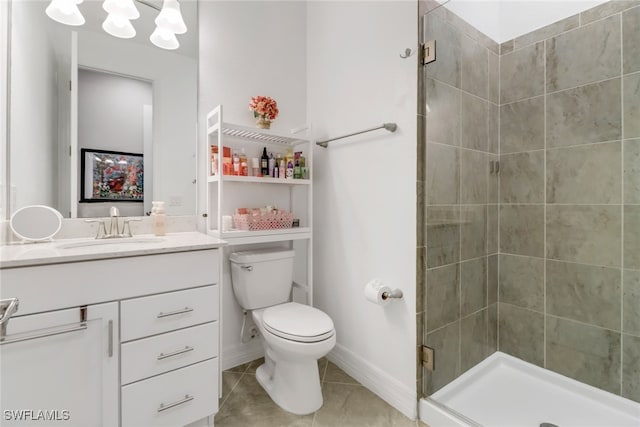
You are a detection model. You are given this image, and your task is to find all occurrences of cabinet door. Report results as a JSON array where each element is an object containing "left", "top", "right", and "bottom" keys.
[{"left": 0, "top": 302, "right": 119, "bottom": 427}]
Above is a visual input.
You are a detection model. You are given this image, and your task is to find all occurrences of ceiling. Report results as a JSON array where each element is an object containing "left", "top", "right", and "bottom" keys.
[{"left": 443, "top": 0, "right": 610, "bottom": 43}]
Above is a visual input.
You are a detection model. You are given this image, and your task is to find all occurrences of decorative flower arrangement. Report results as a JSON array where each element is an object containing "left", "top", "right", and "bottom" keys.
[{"left": 249, "top": 96, "right": 279, "bottom": 129}]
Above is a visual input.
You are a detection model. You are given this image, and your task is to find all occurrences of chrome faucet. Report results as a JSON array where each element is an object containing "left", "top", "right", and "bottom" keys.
[{"left": 85, "top": 206, "right": 142, "bottom": 239}]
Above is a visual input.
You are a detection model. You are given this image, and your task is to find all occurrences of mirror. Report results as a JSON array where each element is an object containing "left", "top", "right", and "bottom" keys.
[
  {"left": 6, "top": 0, "right": 197, "bottom": 219},
  {"left": 10, "top": 205, "right": 63, "bottom": 241}
]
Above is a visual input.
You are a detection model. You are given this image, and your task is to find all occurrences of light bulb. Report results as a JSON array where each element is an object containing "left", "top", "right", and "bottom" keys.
[
  {"left": 102, "top": 0, "right": 140, "bottom": 20},
  {"left": 102, "top": 14, "right": 136, "bottom": 39},
  {"left": 155, "top": 0, "right": 187, "bottom": 34},
  {"left": 45, "top": 0, "right": 85, "bottom": 26},
  {"left": 150, "top": 26, "right": 179, "bottom": 50}
]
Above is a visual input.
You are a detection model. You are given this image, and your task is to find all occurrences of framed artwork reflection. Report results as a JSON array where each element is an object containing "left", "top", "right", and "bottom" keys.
[{"left": 80, "top": 148, "right": 144, "bottom": 202}]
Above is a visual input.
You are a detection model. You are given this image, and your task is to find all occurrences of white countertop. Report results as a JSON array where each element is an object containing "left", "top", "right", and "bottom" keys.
[{"left": 0, "top": 232, "right": 227, "bottom": 269}]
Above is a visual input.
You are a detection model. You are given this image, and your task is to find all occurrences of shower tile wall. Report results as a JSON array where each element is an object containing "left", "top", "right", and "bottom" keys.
[
  {"left": 420, "top": 4, "right": 499, "bottom": 395},
  {"left": 497, "top": 1, "right": 640, "bottom": 402}
]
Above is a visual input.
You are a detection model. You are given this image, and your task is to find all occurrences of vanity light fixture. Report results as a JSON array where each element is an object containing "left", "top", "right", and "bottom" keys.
[
  {"left": 45, "top": 0, "right": 85, "bottom": 26},
  {"left": 44, "top": 0, "right": 187, "bottom": 50}
]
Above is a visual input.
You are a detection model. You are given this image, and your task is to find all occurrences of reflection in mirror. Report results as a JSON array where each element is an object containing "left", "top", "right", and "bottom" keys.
[{"left": 7, "top": 0, "right": 197, "bottom": 219}]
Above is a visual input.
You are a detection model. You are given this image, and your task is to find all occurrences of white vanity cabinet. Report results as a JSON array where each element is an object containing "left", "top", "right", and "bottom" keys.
[
  {"left": 0, "top": 240, "right": 223, "bottom": 427},
  {"left": 0, "top": 302, "right": 119, "bottom": 427}
]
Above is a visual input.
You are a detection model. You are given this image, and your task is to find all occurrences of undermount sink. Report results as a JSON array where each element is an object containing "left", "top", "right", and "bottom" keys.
[{"left": 56, "top": 237, "right": 165, "bottom": 249}]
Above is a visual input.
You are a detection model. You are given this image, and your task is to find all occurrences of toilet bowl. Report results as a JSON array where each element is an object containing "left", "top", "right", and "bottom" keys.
[
  {"left": 229, "top": 249, "right": 336, "bottom": 415},
  {"left": 252, "top": 303, "right": 336, "bottom": 414}
]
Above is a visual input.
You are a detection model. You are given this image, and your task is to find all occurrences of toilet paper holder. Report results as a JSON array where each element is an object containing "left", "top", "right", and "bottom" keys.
[{"left": 381, "top": 289, "right": 403, "bottom": 300}]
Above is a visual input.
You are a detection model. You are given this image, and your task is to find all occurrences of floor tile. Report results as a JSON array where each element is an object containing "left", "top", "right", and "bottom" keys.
[
  {"left": 323, "top": 361, "right": 359, "bottom": 385},
  {"left": 215, "top": 374, "right": 314, "bottom": 427},
  {"left": 313, "top": 383, "right": 416, "bottom": 427}
]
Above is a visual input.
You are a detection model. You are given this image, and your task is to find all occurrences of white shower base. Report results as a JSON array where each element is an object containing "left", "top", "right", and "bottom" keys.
[{"left": 420, "top": 352, "right": 640, "bottom": 427}]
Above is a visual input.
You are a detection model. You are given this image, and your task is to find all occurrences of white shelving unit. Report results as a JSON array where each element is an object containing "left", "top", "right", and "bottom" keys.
[{"left": 204, "top": 105, "right": 313, "bottom": 302}]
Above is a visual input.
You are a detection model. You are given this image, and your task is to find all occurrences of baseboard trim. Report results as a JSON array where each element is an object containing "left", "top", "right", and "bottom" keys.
[
  {"left": 328, "top": 343, "right": 417, "bottom": 420},
  {"left": 221, "top": 340, "right": 264, "bottom": 371}
]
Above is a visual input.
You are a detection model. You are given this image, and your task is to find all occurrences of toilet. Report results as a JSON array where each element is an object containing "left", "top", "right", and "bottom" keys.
[{"left": 229, "top": 249, "right": 336, "bottom": 415}]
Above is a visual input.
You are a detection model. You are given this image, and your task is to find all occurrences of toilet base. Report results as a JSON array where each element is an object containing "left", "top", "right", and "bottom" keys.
[{"left": 255, "top": 358, "right": 323, "bottom": 415}]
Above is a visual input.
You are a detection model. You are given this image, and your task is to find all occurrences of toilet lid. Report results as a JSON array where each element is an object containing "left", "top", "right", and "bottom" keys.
[{"left": 262, "top": 302, "right": 334, "bottom": 343}]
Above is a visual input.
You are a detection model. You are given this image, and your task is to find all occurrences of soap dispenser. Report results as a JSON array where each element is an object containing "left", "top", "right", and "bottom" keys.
[{"left": 151, "top": 201, "right": 166, "bottom": 236}]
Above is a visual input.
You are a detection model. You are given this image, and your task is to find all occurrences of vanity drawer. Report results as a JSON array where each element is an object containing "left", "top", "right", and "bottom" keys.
[
  {"left": 121, "top": 358, "right": 218, "bottom": 427},
  {"left": 121, "top": 321, "right": 218, "bottom": 385},
  {"left": 121, "top": 285, "right": 218, "bottom": 341}
]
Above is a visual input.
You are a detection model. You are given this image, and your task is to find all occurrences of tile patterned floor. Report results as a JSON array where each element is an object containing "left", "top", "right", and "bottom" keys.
[{"left": 215, "top": 357, "right": 429, "bottom": 427}]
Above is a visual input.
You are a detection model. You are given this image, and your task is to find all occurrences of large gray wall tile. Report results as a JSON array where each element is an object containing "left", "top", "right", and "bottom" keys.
[
  {"left": 624, "top": 73, "right": 640, "bottom": 139},
  {"left": 425, "top": 13, "right": 461, "bottom": 88},
  {"left": 498, "top": 303, "right": 544, "bottom": 367},
  {"left": 425, "top": 321, "right": 459, "bottom": 394},
  {"left": 488, "top": 52, "right": 499, "bottom": 104},
  {"left": 500, "top": 96, "right": 545, "bottom": 153},
  {"left": 500, "top": 151, "right": 545, "bottom": 203},
  {"left": 427, "top": 143, "right": 459, "bottom": 205},
  {"left": 546, "top": 260, "right": 621, "bottom": 330},
  {"left": 624, "top": 269, "right": 640, "bottom": 335},
  {"left": 546, "top": 205, "right": 622, "bottom": 267},
  {"left": 487, "top": 205, "right": 498, "bottom": 254},
  {"left": 623, "top": 6, "right": 640, "bottom": 74},
  {"left": 547, "top": 78, "right": 622, "bottom": 147},
  {"left": 488, "top": 154, "right": 498, "bottom": 204},
  {"left": 546, "top": 317, "right": 621, "bottom": 394},
  {"left": 460, "top": 150, "right": 488, "bottom": 203},
  {"left": 427, "top": 206, "right": 460, "bottom": 268},
  {"left": 546, "top": 15, "right": 621, "bottom": 92},
  {"left": 499, "top": 254, "right": 544, "bottom": 311},
  {"left": 625, "top": 139, "right": 640, "bottom": 203},
  {"left": 622, "top": 334, "right": 640, "bottom": 403},
  {"left": 426, "top": 264, "right": 460, "bottom": 331},
  {"left": 461, "top": 94, "right": 489, "bottom": 152},
  {"left": 500, "top": 42, "right": 545, "bottom": 104},
  {"left": 461, "top": 257, "right": 487, "bottom": 316},
  {"left": 546, "top": 142, "right": 622, "bottom": 204},
  {"left": 624, "top": 205, "right": 640, "bottom": 270},
  {"left": 426, "top": 78, "right": 461, "bottom": 146},
  {"left": 581, "top": 1, "right": 639, "bottom": 25},
  {"left": 488, "top": 255, "right": 498, "bottom": 304},
  {"left": 514, "top": 14, "right": 579, "bottom": 49},
  {"left": 461, "top": 36, "right": 488, "bottom": 99},
  {"left": 488, "top": 303, "right": 497, "bottom": 353},
  {"left": 461, "top": 205, "right": 487, "bottom": 260},
  {"left": 488, "top": 103, "right": 499, "bottom": 154},
  {"left": 500, "top": 40, "right": 514, "bottom": 55},
  {"left": 500, "top": 205, "right": 545, "bottom": 257},
  {"left": 460, "top": 309, "right": 489, "bottom": 373}
]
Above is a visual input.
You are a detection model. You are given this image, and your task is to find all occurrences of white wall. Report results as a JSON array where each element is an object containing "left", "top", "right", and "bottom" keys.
[
  {"left": 198, "top": 1, "right": 308, "bottom": 369},
  {"left": 444, "top": 0, "right": 609, "bottom": 43},
  {"left": 77, "top": 69, "right": 152, "bottom": 218},
  {"left": 307, "top": 1, "right": 418, "bottom": 419},
  {"left": 9, "top": 0, "right": 58, "bottom": 212},
  {"left": 78, "top": 29, "right": 197, "bottom": 216}
]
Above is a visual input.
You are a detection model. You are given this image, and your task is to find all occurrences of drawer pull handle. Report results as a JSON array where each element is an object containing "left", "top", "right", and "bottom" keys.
[
  {"left": 157, "top": 394, "right": 194, "bottom": 413},
  {"left": 157, "top": 307, "right": 194, "bottom": 318},
  {"left": 157, "top": 346, "right": 194, "bottom": 360}
]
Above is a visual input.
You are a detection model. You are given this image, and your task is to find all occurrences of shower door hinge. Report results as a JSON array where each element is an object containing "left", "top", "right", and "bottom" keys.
[
  {"left": 421, "top": 345, "right": 434, "bottom": 371},
  {"left": 421, "top": 40, "right": 436, "bottom": 65}
]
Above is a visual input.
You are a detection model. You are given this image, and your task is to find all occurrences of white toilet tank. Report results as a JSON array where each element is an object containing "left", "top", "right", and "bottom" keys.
[{"left": 229, "top": 249, "right": 295, "bottom": 310}]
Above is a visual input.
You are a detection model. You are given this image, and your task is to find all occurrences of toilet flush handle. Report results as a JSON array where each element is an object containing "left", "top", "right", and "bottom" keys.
[{"left": 241, "top": 265, "right": 253, "bottom": 272}]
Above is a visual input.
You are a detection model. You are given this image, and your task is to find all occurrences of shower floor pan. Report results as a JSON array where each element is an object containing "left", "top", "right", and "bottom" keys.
[{"left": 420, "top": 352, "right": 640, "bottom": 427}]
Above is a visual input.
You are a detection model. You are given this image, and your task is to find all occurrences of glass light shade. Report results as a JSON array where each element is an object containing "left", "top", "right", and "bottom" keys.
[
  {"left": 45, "top": 0, "right": 85, "bottom": 26},
  {"left": 102, "top": 0, "right": 140, "bottom": 20},
  {"left": 155, "top": 0, "right": 187, "bottom": 34},
  {"left": 150, "top": 26, "right": 179, "bottom": 50},
  {"left": 102, "top": 14, "right": 136, "bottom": 38}
]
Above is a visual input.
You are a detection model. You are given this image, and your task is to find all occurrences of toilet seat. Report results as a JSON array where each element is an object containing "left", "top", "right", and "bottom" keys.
[{"left": 262, "top": 302, "right": 334, "bottom": 343}]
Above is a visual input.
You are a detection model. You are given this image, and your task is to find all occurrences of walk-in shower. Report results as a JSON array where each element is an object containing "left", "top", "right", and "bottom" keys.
[{"left": 417, "top": 0, "right": 640, "bottom": 425}]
